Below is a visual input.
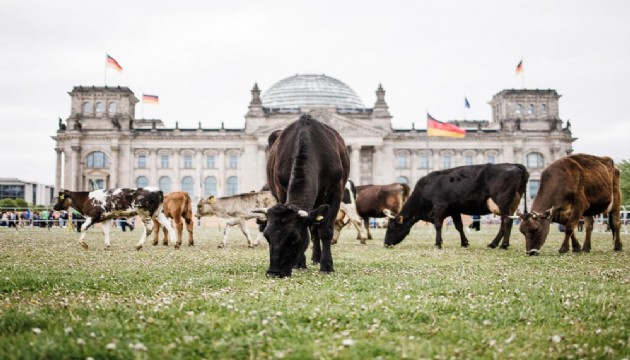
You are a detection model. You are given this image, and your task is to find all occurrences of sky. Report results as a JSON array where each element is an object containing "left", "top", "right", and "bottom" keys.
[{"left": 1, "top": 0, "right": 629, "bottom": 185}]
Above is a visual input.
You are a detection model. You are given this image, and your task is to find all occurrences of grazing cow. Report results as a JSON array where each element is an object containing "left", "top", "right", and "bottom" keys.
[
  {"left": 153, "top": 192, "right": 194, "bottom": 248},
  {"left": 197, "top": 191, "right": 276, "bottom": 248},
  {"left": 384, "top": 163, "right": 529, "bottom": 249},
  {"left": 517, "top": 154, "right": 622, "bottom": 255},
  {"left": 333, "top": 180, "right": 368, "bottom": 244},
  {"left": 355, "top": 183, "right": 410, "bottom": 240},
  {"left": 52, "top": 188, "right": 176, "bottom": 250},
  {"left": 254, "top": 114, "right": 350, "bottom": 277}
]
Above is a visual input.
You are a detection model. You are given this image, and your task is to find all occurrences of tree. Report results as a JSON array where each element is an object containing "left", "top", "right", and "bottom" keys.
[
  {"left": 0, "top": 198, "right": 17, "bottom": 208},
  {"left": 619, "top": 160, "right": 630, "bottom": 207},
  {"left": 14, "top": 198, "right": 28, "bottom": 207}
]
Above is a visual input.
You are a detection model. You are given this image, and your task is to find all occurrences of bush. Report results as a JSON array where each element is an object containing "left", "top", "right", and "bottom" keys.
[{"left": 0, "top": 198, "right": 17, "bottom": 208}]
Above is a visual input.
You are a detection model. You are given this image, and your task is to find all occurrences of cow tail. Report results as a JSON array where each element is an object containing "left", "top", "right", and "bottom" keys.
[{"left": 523, "top": 186, "right": 528, "bottom": 213}]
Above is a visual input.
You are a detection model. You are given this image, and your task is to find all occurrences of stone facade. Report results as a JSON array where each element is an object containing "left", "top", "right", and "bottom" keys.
[{"left": 52, "top": 77, "right": 575, "bottom": 206}]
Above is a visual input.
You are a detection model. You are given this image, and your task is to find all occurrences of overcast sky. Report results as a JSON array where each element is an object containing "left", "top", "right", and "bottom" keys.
[{"left": 1, "top": 0, "right": 629, "bottom": 185}]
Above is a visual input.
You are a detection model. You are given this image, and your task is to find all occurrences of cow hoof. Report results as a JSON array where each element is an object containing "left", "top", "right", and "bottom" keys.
[
  {"left": 558, "top": 247, "right": 569, "bottom": 254},
  {"left": 318, "top": 270, "right": 334, "bottom": 275},
  {"left": 461, "top": 243, "right": 469, "bottom": 248},
  {"left": 614, "top": 246, "right": 622, "bottom": 252},
  {"left": 135, "top": 245, "right": 142, "bottom": 251},
  {"left": 174, "top": 244, "right": 181, "bottom": 250},
  {"left": 435, "top": 245, "right": 442, "bottom": 250},
  {"left": 163, "top": 242, "right": 169, "bottom": 246},
  {"left": 152, "top": 242, "right": 158, "bottom": 246},
  {"left": 487, "top": 243, "right": 498, "bottom": 249},
  {"left": 217, "top": 244, "right": 225, "bottom": 249},
  {"left": 188, "top": 242, "right": 194, "bottom": 247},
  {"left": 572, "top": 248, "right": 582, "bottom": 253},
  {"left": 80, "top": 243, "right": 88, "bottom": 250},
  {"left": 582, "top": 248, "right": 591, "bottom": 253},
  {"left": 500, "top": 244, "right": 509, "bottom": 250}
]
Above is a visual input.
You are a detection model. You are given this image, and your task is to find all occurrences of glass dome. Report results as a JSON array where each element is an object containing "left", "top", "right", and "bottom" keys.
[{"left": 261, "top": 74, "right": 365, "bottom": 110}]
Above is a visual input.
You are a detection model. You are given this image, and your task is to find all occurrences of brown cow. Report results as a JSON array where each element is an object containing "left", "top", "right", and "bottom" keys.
[
  {"left": 153, "top": 192, "right": 194, "bottom": 248},
  {"left": 355, "top": 183, "right": 410, "bottom": 240},
  {"left": 517, "top": 153, "right": 622, "bottom": 255}
]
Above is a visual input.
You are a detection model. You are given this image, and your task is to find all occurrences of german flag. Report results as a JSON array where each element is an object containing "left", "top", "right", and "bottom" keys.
[
  {"left": 427, "top": 113, "right": 465, "bottom": 138},
  {"left": 515, "top": 59, "right": 523, "bottom": 74},
  {"left": 106, "top": 54, "right": 123, "bottom": 72},
  {"left": 142, "top": 94, "right": 159, "bottom": 104}
]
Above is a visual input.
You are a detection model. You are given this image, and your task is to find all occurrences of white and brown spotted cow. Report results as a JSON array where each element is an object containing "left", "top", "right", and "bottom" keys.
[
  {"left": 53, "top": 187, "right": 176, "bottom": 250},
  {"left": 197, "top": 191, "right": 276, "bottom": 248},
  {"left": 333, "top": 180, "right": 368, "bottom": 244}
]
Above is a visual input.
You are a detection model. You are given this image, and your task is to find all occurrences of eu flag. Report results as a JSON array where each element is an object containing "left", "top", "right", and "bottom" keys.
[{"left": 464, "top": 97, "right": 471, "bottom": 109}]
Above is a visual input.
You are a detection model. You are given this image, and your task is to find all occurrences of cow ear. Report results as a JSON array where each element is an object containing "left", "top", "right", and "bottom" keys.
[
  {"left": 542, "top": 206, "right": 554, "bottom": 219},
  {"left": 209, "top": 196, "right": 216, "bottom": 204},
  {"left": 396, "top": 215, "right": 404, "bottom": 225},
  {"left": 309, "top": 204, "right": 330, "bottom": 224}
]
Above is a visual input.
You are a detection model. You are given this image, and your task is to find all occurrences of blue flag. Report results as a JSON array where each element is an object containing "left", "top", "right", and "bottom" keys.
[{"left": 464, "top": 97, "right": 471, "bottom": 109}]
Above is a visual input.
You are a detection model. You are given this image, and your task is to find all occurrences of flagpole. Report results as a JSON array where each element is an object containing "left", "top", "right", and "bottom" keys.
[
  {"left": 521, "top": 55, "right": 525, "bottom": 89},
  {"left": 104, "top": 54, "right": 107, "bottom": 87}
]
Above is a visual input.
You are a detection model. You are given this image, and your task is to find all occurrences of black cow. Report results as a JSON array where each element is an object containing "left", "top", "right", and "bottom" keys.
[
  {"left": 254, "top": 114, "right": 350, "bottom": 277},
  {"left": 384, "top": 163, "right": 529, "bottom": 249}
]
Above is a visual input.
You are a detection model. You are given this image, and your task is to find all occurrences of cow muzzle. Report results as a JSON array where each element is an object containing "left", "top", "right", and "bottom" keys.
[{"left": 527, "top": 249, "right": 540, "bottom": 256}]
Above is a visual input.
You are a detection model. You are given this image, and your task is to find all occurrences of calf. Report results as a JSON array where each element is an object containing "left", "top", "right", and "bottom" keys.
[
  {"left": 254, "top": 114, "right": 350, "bottom": 277},
  {"left": 517, "top": 153, "right": 622, "bottom": 255},
  {"left": 53, "top": 188, "right": 176, "bottom": 250},
  {"left": 333, "top": 180, "right": 368, "bottom": 244},
  {"left": 153, "top": 191, "right": 194, "bottom": 248},
  {"left": 356, "top": 183, "right": 410, "bottom": 240},
  {"left": 197, "top": 191, "right": 276, "bottom": 248},
  {"left": 384, "top": 163, "right": 529, "bottom": 249}
]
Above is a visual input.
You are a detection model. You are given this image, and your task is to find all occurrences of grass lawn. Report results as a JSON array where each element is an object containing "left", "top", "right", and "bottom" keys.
[{"left": 0, "top": 223, "right": 629, "bottom": 359}]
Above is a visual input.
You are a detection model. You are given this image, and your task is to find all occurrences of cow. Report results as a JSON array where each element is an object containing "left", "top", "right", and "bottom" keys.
[
  {"left": 517, "top": 153, "right": 622, "bottom": 255},
  {"left": 355, "top": 183, "right": 410, "bottom": 240},
  {"left": 52, "top": 187, "right": 177, "bottom": 250},
  {"left": 333, "top": 180, "right": 368, "bottom": 244},
  {"left": 253, "top": 114, "right": 350, "bottom": 278},
  {"left": 384, "top": 163, "right": 529, "bottom": 249},
  {"left": 152, "top": 192, "right": 194, "bottom": 248},
  {"left": 196, "top": 191, "right": 276, "bottom": 248}
]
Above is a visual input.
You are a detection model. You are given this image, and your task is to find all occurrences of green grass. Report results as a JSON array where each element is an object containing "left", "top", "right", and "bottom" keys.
[{"left": 0, "top": 224, "right": 629, "bottom": 359}]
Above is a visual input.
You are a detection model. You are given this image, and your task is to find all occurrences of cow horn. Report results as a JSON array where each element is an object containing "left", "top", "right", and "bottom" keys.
[
  {"left": 382, "top": 209, "right": 396, "bottom": 220},
  {"left": 298, "top": 210, "right": 309, "bottom": 218},
  {"left": 251, "top": 208, "right": 268, "bottom": 214}
]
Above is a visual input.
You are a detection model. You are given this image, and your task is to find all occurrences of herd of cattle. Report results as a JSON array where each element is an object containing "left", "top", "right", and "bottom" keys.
[{"left": 53, "top": 115, "right": 623, "bottom": 277}]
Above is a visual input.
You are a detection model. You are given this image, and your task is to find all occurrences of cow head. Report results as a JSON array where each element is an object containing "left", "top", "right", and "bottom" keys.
[
  {"left": 518, "top": 207, "right": 554, "bottom": 256},
  {"left": 196, "top": 196, "right": 217, "bottom": 218},
  {"left": 257, "top": 203, "right": 330, "bottom": 278},
  {"left": 383, "top": 211, "right": 412, "bottom": 247},
  {"left": 53, "top": 190, "right": 73, "bottom": 211}
]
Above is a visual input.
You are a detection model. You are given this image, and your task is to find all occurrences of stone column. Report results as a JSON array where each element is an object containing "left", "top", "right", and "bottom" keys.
[
  {"left": 173, "top": 151, "right": 180, "bottom": 191},
  {"left": 410, "top": 150, "right": 419, "bottom": 184},
  {"left": 71, "top": 145, "right": 81, "bottom": 190},
  {"left": 218, "top": 149, "right": 225, "bottom": 196},
  {"left": 258, "top": 144, "right": 267, "bottom": 190},
  {"left": 150, "top": 149, "right": 158, "bottom": 186},
  {"left": 433, "top": 150, "right": 441, "bottom": 171},
  {"left": 350, "top": 145, "right": 361, "bottom": 184},
  {"left": 372, "top": 146, "right": 383, "bottom": 185},
  {"left": 110, "top": 145, "right": 120, "bottom": 188},
  {"left": 55, "top": 148, "right": 63, "bottom": 191},
  {"left": 196, "top": 150, "right": 203, "bottom": 202}
]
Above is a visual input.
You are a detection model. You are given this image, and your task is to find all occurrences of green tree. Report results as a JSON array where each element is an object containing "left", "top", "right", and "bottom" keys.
[
  {"left": 619, "top": 160, "right": 630, "bottom": 206},
  {"left": 14, "top": 198, "right": 28, "bottom": 208},
  {"left": 0, "top": 198, "right": 17, "bottom": 208}
]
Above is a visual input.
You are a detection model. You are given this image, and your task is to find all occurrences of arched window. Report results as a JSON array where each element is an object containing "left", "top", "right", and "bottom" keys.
[
  {"left": 159, "top": 176, "right": 171, "bottom": 193},
  {"left": 541, "top": 104, "right": 547, "bottom": 114},
  {"left": 86, "top": 151, "right": 109, "bottom": 168},
  {"left": 442, "top": 154, "right": 452, "bottom": 169},
  {"left": 206, "top": 155, "right": 216, "bottom": 168},
  {"left": 228, "top": 154, "right": 239, "bottom": 169},
  {"left": 526, "top": 152, "right": 545, "bottom": 168},
  {"left": 227, "top": 176, "right": 238, "bottom": 196},
  {"left": 181, "top": 176, "right": 194, "bottom": 198},
  {"left": 528, "top": 104, "right": 535, "bottom": 115},
  {"left": 108, "top": 102, "right": 117, "bottom": 114},
  {"left": 486, "top": 154, "right": 496, "bottom": 164},
  {"left": 183, "top": 155, "right": 193, "bottom": 169},
  {"left": 396, "top": 176, "right": 409, "bottom": 184},
  {"left": 204, "top": 176, "right": 217, "bottom": 197},
  {"left": 529, "top": 180, "right": 540, "bottom": 199},
  {"left": 82, "top": 102, "right": 93, "bottom": 114},
  {"left": 136, "top": 176, "right": 149, "bottom": 188},
  {"left": 515, "top": 104, "right": 522, "bottom": 114},
  {"left": 137, "top": 155, "right": 147, "bottom": 169},
  {"left": 464, "top": 153, "right": 474, "bottom": 166},
  {"left": 95, "top": 102, "right": 104, "bottom": 113},
  {"left": 418, "top": 153, "right": 430, "bottom": 169},
  {"left": 396, "top": 152, "right": 409, "bottom": 169}
]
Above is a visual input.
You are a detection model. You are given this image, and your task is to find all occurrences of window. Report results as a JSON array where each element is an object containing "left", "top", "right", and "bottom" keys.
[
  {"left": 396, "top": 152, "right": 409, "bottom": 169},
  {"left": 95, "top": 102, "right": 104, "bottom": 113},
  {"left": 138, "top": 155, "right": 147, "bottom": 169},
  {"left": 136, "top": 176, "right": 149, "bottom": 188},
  {"left": 159, "top": 176, "right": 171, "bottom": 193},
  {"left": 86, "top": 151, "right": 109, "bottom": 168},
  {"left": 419, "top": 155, "right": 429, "bottom": 169},
  {"left": 515, "top": 104, "right": 522, "bottom": 115},
  {"left": 396, "top": 176, "right": 409, "bottom": 184},
  {"left": 204, "top": 176, "right": 217, "bottom": 197},
  {"left": 183, "top": 155, "right": 193, "bottom": 169},
  {"left": 108, "top": 102, "right": 117, "bottom": 114},
  {"left": 181, "top": 176, "right": 194, "bottom": 197},
  {"left": 528, "top": 104, "right": 535, "bottom": 115},
  {"left": 227, "top": 176, "right": 238, "bottom": 196},
  {"left": 541, "top": 104, "right": 547, "bottom": 114},
  {"left": 228, "top": 154, "right": 238, "bottom": 169},
  {"left": 88, "top": 179, "right": 104, "bottom": 191},
  {"left": 206, "top": 155, "right": 216, "bottom": 168},
  {"left": 464, "top": 155, "right": 474, "bottom": 166},
  {"left": 529, "top": 180, "right": 540, "bottom": 199},
  {"left": 442, "top": 154, "right": 452, "bottom": 169},
  {"left": 82, "top": 102, "right": 92, "bottom": 114},
  {"left": 486, "top": 155, "right": 496, "bottom": 164},
  {"left": 526, "top": 152, "right": 545, "bottom": 168},
  {"left": 160, "top": 155, "right": 170, "bottom": 168}
]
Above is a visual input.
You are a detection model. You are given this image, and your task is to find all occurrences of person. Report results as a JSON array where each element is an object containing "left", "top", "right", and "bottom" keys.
[
  {"left": 577, "top": 217, "right": 584, "bottom": 232},
  {"left": 470, "top": 215, "right": 481, "bottom": 231}
]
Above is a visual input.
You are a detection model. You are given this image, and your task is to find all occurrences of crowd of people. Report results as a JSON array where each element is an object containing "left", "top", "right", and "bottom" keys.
[{"left": 0, "top": 209, "right": 137, "bottom": 232}]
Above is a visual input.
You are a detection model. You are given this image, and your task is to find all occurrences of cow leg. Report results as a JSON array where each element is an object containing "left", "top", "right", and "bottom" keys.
[
  {"left": 78, "top": 217, "right": 93, "bottom": 250},
  {"left": 354, "top": 220, "right": 368, "bottom": 244},
  {"left": 156, "top": 213, "right": 178, "bottom": 249},
  {"left": 608, "top": 209, "right": 623, "bottom": 252},
  {"left": 152, "top": 219, "right": 160, "bottom": 246},
  {"left": 102, "top": 221, "right": 112, "bottom": 250},
  {"left": 570, "top": 233, "right": 582, "bottom": 252},
  {"left": 135, "top": 218, "right": 153, "bottom": 251},
  {"left": 238, "top": 219, "right": 257, "bottom": 248},
  {"left": 311, "top": 227, "right": 322, "bottom": 264},
  {"left": 451, "top": 213, "right": 469, "bottom": 248},
  {"left": 318, "top": 222, "right": 335, "bottom": 273},
  {"left": 218, "top": 219, "right": 236, "bottom": 248},
  {"left": 363, "top": 217, "right": 373, "bottom": 240},
  {"left": 432, "top": 209, "right": 447, "bottom": 249},
  {"left": 582, "top": 216, "right": 595, "bottom": 252},
  {"left": 162, "top": 224, "right": 169, "bottom": 246},
  {"left": 487, "top": 223, "right": 505, "bottom": 249},
  {"left": 332, "top": 220, "right": 342, "bottom": 245},
  {"left": 174, "top": 217, "right": 184, "bottom": 248},
  {"left": 185, "top": 215, "right": 194, "bottom": 246},
  {"left": 498, "top": 216, "right": 515, "bottom": 249},
  {"left": 558, "top": 230, "right": 573, "bottom": 254}
]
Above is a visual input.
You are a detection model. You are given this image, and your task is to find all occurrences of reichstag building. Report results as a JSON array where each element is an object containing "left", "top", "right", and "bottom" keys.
[{"left": 52, "top": 74, "right": 574, "bottom": 204}]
